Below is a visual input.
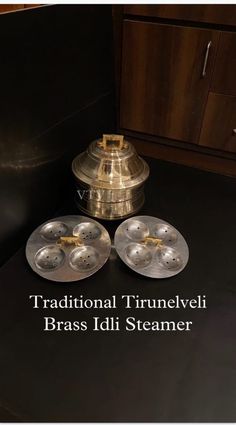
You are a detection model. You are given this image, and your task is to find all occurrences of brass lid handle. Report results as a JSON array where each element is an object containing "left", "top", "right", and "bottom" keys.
[{"left": 97, "top": 134, "right": 126, "bottom": 150}]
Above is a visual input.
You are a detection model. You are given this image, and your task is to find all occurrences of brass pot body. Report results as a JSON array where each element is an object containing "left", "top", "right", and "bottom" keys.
[{"left": 72, "top": 135, "right": 149, "bottom": 220}]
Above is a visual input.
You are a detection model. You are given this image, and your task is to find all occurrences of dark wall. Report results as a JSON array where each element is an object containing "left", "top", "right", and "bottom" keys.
[{"left": 0, "top": 5, "right": 116, "bottom": 265}]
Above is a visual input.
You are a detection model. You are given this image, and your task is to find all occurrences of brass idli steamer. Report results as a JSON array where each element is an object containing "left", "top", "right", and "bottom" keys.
[
  {"left": 25, "top": 136, "right": 191, "bottom": 282},
  {"left": 26, "top": 215, "right": 111, "bottom": 282},
  {"left": 72, "top": 134, "right": 149, "bottom": 220},
  {"left": 114, "top": 216, "right": 189, "bottom": 278}
]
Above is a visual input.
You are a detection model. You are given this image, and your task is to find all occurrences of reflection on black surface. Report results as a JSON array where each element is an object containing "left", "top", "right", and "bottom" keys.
[{"left": 0, "top": 5, "right": 116, "bottom": 264}]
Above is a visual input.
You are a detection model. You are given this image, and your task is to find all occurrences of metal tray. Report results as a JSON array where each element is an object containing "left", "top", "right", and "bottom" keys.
[
  {"left": 26, "top": 215, "right": 111, "bottom": 282},
  {"left": 114, "top": 215, "right": 189, "bottom": 278}
]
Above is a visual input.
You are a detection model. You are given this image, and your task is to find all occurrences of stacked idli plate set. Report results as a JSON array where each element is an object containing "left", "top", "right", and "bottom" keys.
[{"left": 26, "top": 134, "right": 189, "bottom": 282}]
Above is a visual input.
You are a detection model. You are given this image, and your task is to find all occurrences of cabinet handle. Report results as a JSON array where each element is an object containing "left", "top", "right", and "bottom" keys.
[
  {"left": 233, "top": 129, "right": 236, "bottom": 135},
  {"left": 202, "top": 41, "right": 212, "bottom": 78}
]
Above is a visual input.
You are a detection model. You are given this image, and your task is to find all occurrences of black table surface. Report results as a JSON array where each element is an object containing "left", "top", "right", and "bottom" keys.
[{"left": 0, "top": 157, "right": 236, "bottom": 422}]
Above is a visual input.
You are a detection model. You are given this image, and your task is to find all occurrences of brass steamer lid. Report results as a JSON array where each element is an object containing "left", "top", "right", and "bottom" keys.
[{"left": 72, "top": 134, "right": 149, "bottom": 190}]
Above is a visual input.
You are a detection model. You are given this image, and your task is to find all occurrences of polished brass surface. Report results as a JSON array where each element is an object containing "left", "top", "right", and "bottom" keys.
[
  {"left": 97, "top": 134, "right": 127, "bottom": 151},
  {"left": 26, "top": 215, "right": 111, "bottom": 282},
  {"left": 57, "top": 236, "right": 82, "bottom": 247},
  {"left": 72, "top": 134, "right": 149, "bottom": 220},
  {"left": 142, "top": 236, "right": 163, "bottom": 246},
  {"left": 114, "top": 216, "right": 189, "bottom": 279}
]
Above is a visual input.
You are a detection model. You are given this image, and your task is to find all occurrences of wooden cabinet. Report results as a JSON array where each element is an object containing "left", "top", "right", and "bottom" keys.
[
  {"left": 200, "top": 33, "right": 236, "bottom": 154},
  {"left": 0, "top": 5, "right": 23, "bottom": 13},
  {"left": 117, "top": 5, "right": 236, "bottom": 174},
  {"left": 199, "top": 94, "right": 236, "bottom": 153},
  {"left": 124, "top": 5, "right": 236, "bottom": 26},
  {"left": 0, "top": 5, "right": 41, "bottom": 13},
  {"left": 211, "top": 33, "right": 236, "bottom": 96},
  {"left": 120, "top": 20, "right": 219, "bottom": 143}
]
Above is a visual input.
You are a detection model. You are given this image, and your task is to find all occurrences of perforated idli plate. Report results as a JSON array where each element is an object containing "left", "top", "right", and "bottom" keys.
[
  {"left": 114, "top": 216, "right": 189, "bottom": 278},
  {"left": 26, "top": 215, "right": 111, "bottom": 282}
]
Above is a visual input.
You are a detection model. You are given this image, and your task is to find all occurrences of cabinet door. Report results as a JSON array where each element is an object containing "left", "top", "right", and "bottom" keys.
[
  {"left": 120, "top": 21, "right": 219, "bottom": 143},
  {"left": 199, "top": 93, "right": 236, "bottom": 153},
  {"left": 211, "top": 33, "right": 236, "bottom": 96}
]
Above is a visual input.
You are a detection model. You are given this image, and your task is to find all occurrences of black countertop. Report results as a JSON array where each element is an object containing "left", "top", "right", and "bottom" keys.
[{"left": 0, "top": 157, "right": 236, "bottom": 422}]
